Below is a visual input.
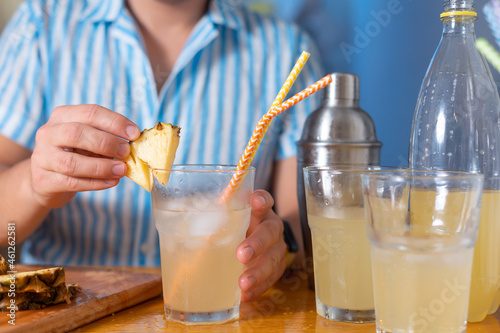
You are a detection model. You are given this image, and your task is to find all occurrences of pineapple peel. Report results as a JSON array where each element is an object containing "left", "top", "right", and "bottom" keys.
[{"left": 124, "top": 122, "right": 180, "bottom": 192}]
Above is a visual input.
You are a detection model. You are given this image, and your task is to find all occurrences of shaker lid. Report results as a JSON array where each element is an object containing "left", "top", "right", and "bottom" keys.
[{"left": 326, "top": 73, "right": 360, "bottom": 101}]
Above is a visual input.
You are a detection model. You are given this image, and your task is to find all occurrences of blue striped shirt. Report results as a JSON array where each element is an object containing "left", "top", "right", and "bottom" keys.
[{"left": 0, "top": 0, "right": 323, "bottom": 266}]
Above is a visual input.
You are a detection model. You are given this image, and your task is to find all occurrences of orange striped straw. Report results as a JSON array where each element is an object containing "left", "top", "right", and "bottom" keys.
[
  {"left": 167, "top": 53, "right": 311, "bottom": 299},
  {"left": 220, "top": 74, "right": 333, "bottom": 202}
]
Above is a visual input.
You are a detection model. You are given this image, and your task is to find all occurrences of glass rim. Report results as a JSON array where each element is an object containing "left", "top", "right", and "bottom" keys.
[
  {"left": 150, "top": 164, "right": 256, "bottom": 173},
  {"left": 361, "top": 169, "right": 485, "bottom": 181},
  {"left": 303, "top": 165, "right": 405, "bottom": 174}
]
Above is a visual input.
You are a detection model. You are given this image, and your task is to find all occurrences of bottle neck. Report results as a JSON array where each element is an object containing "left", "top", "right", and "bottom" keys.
[
  {"left": 442, "top": 16, "right": 476, "bottom": 36},
  {"left": 443, "top": 0, "right": 475, "bottom": 11}
]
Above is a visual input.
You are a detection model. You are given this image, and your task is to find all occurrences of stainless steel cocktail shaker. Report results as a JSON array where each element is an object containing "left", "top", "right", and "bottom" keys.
[{"left": 297, "top": 73, "right": 382, "bottom": 289}]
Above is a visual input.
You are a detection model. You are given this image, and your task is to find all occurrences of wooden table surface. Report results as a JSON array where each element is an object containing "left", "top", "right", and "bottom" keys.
[{"left": 70, "top": 267, "right": 500, "bottom": 332}]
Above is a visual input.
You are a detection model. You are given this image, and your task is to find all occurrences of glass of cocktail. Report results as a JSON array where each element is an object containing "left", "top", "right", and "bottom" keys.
[
  {"left": 303, "top": 165, "right": 400, "bottom": 323},
  {"left": 151, "top": 165, "right": 255, "bottom": 325},
  {"left": 468, "top": 176, "right": 500, "bottom": 321},
  {"left": 362, "top": 170, "right": 484, "bottom": 333}
]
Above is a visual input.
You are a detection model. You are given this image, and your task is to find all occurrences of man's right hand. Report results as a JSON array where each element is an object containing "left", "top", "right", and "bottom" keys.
[{"left": 30, "top": 104, "right": 140, "bottom": 208}]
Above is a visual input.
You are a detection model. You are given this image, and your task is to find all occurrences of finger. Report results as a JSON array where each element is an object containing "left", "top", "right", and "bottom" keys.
[
  {"left": 249, "top": 190, "right": 275, "bottom": 223},
  {"left": 49, "top": 122, "right": 131, "bottom": 159},
  {"left": 50, "top": 104, "right": 140, "bottom": 141},
  {"left": 240, "top": 240, "right": 287, "bottom": 290},
  {"left": 239, "top": 243, "right": 287, "bottom": 302},
  {"left": 237, "top": 216, "right": 284, "bottom": 264},
  {"left": 43, "top": 149, "right": 127, "bottom": 179},
  {"left": 241, "top": 266, "right": 285, "bottom": 302},
  {"left": 35, "top": 143, "right": 126, "bottom": 179},
  {"left": 33, "top": 169, "right": 120, "bottom": 195},
  {"left": 73, "top": 149, "right": 107, "bottom": 158}
]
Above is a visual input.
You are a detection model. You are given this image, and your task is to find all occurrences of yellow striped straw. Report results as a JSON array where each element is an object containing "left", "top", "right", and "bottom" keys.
[
  {"left": 220, "top": 51, "right": 310, "bottom": 202},
  {"left": 476, "top": 38, "right": 500, "bottom": 74},
  {"left": 271, "top": 51, "right": 310, "bottom": 107}
]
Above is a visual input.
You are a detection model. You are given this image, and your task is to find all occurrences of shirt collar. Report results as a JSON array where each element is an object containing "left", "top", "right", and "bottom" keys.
[
  {"left": 208, "top": 0, "right": 244, "bottom": 31},
  {"left": 80, "top": 0, "right": 123, "bottom": 23},
  {"left": 80, "top": 0, "right": 244, "bottom": 30}
]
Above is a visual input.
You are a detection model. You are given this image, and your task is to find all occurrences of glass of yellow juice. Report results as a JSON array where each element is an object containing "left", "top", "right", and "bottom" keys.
[
  {"left": 468, "top": 176, "right": 500, "bottom": 322},
  {"left": 303, "top": 165, "right": 400, "bottom": 323},
  {"left": 151, "top": 165, "right": 255, "bottom": 325},
  {"left": 362, "top": 170, "right": 484, "bottom": 333}
]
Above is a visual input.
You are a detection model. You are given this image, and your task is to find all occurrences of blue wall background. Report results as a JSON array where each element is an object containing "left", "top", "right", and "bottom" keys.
[{"left": 247, "top": 0, "right": 500, "bottom": 167}]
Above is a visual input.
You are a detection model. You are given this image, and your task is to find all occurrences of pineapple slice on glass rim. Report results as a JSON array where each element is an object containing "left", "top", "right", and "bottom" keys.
[{"left": 124, "top": 122, "right": 180, "bottom": 192}]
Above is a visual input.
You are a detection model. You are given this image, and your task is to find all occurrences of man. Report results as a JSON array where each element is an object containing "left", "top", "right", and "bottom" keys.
[{"left": 0, "top": 0, "right": 323, "bottom": 301}]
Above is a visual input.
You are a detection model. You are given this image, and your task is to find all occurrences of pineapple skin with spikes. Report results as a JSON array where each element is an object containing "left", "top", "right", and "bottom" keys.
[
  {"left": 0, "top": 283, "right": 81, "bottom": 311},
  {"left": 0, "top": 256, "right": 7, "bottom": 275},
  {"left": 124, "top": 122, "right": 180, "bottom": 192},
  {"left": 0, "top": 267, "right": 65, "bottom": 293}
]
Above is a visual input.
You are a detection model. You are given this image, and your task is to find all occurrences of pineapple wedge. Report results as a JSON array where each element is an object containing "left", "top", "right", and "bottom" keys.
[
  {"left": 124, "top": 122, "right": 180, "bottom": 192},
  {"left": 0, "top": 267, "right": 65, "bottom": 293}
]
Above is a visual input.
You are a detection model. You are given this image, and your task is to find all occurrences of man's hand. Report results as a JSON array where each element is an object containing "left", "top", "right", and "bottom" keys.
[
  {"left": 30, "top": 104, "right": 140, "bottom": 208},
  {"left": 237, "top": 190, "right": 287, "bottom": 302}
]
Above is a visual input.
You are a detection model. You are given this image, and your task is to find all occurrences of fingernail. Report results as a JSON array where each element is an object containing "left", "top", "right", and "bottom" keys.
[
  {"left": 118, "top": 143, "right": 129, "bottom": 157},
  {"left": 255, "top": 195, "right": 266, "bottom": 207},
  {"left": 126, "top": 125, "right": 139, "bottom": 139},
  {"left": 243, "top": 247, "right": 254, "bottom": 261},
  {"left": 112, "top": 163, "right": 126, "bottom": 176},
  {"left": 105, "top": 179, "right": 118, "bottom": 185}
]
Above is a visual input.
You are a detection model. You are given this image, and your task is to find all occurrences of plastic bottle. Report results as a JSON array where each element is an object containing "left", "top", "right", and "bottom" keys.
[{"left": 409, "top": 0, "right": 500, "bottom": 322}]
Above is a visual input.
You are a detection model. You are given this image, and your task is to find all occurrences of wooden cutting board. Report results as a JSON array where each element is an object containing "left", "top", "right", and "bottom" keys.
[{"left": 0, "top": 265, "right": 162, "bottom": 333}]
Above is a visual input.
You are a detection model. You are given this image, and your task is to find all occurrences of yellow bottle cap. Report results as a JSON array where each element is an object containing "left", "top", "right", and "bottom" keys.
[{"left": 440, "top": 11, "right": 478, "bottom": 19}]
